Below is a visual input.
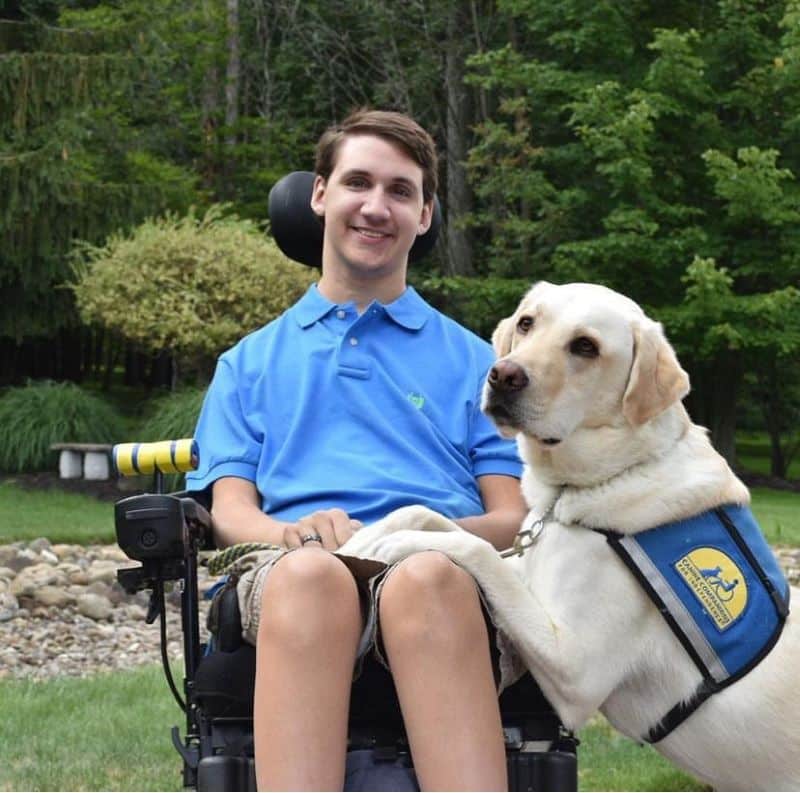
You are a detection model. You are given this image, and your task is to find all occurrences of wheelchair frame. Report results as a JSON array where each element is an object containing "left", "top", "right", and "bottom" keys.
[{"left": 113, "top": 470, "right": 578, "bottom": 792}]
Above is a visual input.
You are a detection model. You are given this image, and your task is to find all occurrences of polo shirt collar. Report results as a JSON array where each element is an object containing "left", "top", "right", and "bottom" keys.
[
  {"left": 293, "top": 284, "right": 431, "bottom": 331},
  {"left": 382, "top": 286, "right": 431, "bottom": 330},
  {"left": 293, "top": 284, "right": 335, "bottom": 328}
]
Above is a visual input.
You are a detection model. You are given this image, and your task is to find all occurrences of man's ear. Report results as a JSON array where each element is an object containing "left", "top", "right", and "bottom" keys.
[
  {"left": 310, "top": 175, "right": 326, "bottom": 218},
  {"left": 623, "top": 320, "right": 690, "bottom": 426},
  {"left": 417, "top": 200, "right": 433, "bottom": 235},
  {"left": 491, "top": 317, "right": 515, "bottom": 357}
]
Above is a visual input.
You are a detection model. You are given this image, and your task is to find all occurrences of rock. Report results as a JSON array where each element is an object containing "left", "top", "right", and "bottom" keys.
[
  {"left": 76, "top": 593, "right": 113, "bottom": 621},
  {"left": 34, "top": 586, "right": 75, "bottom": 608},
  {"left": 40, "top": 550, "right": 59, "bottom": 565},
  {"left": 10, "top": 563, "right": 67, "bottom": 597},
  {"left": 5, "top": 548, "right": 40, "bottom": 573},
  {"left": 86, "top": 560, "right": 119, "bottom": 584},
  {"left": 0, "top": 546, "right": 17, "bottom": 566},
  {"left": 0, "top": 591, "right": 19, "bottom": 622},
  {"left": 28, "top": 538, "right": 52, "bottom": 554}
]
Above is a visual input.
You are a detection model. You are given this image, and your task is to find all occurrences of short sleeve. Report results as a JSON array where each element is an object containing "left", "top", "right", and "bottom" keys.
[
  {"left": 185, "top": 355, "right": 262, "bottom": 493},
  {"left": 469, "top": 363, "right": 523, "bottom": 479}
]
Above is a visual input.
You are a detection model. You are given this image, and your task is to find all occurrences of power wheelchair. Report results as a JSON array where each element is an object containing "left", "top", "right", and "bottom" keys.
[{"left": 112, "top": 173, "right": 579, "bottom": 791}]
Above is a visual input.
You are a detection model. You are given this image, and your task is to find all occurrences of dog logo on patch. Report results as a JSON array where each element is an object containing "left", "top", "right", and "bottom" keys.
[
  {"left": 407, "top": 392, "right": 425, "bottom": 409},
  {"left": 675, "top": 548, "right": 748, "bottom": 631}
]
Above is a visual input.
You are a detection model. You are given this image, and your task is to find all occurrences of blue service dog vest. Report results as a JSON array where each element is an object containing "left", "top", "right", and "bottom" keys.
[{"left": 597, "top": 505, "right": 790, "bottom": 743}]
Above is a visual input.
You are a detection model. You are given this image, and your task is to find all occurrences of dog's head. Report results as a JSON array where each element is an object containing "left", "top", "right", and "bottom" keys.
[{"left": 482, "top": 281, "right": 690, "bottom": 448}]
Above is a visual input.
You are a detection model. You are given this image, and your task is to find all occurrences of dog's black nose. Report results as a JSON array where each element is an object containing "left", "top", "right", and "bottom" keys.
[{"left": 488, "top": 360, "right": 529, "bottom": 392}]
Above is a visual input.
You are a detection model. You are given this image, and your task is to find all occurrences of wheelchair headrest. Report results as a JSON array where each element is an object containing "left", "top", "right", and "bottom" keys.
[{"left": 268, "top": 171, "right": 442, "bottom": 268}]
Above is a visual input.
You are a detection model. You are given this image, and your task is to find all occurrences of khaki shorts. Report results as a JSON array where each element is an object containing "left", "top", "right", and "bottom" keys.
[{"left": 216, "top": 546, "right": 526, "bottom": 693}]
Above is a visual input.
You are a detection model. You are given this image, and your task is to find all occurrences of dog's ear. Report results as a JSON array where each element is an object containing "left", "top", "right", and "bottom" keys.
[
  {"left": 623, "top": 321, "right": 690, "bottom": 426},
  {"left": 491, "top": 317, "right": 515, "bottom": 357}
]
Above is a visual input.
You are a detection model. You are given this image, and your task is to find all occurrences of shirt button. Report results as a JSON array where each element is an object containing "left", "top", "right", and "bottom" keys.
[
  {"left": 349, "top": 337, "right": 359, "bottom": 346},
  {"left": 336, "top": 310, "right": 346, "bottom": 319}
]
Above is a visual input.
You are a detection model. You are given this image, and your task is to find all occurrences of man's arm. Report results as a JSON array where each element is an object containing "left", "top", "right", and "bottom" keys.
[
  {"left": 454, "top": 474, "right": 528, "bottom": 551},
  {"left": 211, "top": 477, "right": 288, "bottom": 548},
  {"left": 210, "top": 476, "right": 362, "bottom": 550}
]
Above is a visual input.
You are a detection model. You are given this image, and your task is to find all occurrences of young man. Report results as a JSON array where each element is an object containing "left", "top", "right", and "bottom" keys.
[{"left": 187, "top": 110, "right": 527, "bottom": 791}]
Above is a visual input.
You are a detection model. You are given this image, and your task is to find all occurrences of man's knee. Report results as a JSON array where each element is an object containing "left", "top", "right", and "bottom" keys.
[
  {"left": 379, "top": 551, "right": 484, "bottom": 640},
  {"left": 258, "top": 549, "right": 361, "bottom": 646}
]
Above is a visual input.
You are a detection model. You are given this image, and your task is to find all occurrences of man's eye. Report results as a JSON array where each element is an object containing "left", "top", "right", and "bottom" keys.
[
  {"left": 392, "top": 185, "right": 412, "bottom": 198},
  {"left": 570, "top": 337, "right": 599, "bottom": 358},
  {"left": 347, "top": 178, "right": 368, "bottom": 189},
  {"left": 516, "top": 316, "right": 534, "bottom": 334}
]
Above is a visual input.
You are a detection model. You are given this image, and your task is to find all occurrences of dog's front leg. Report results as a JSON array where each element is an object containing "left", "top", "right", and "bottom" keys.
[{"left": 338, "top": 504, "right": 461, "bottom": 559}]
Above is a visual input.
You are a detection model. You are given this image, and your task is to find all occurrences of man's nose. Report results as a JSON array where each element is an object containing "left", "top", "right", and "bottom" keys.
[
  {"left": 488, "top": 360, "right": 529, "bottom": 392},
  {"left": 361, "top": 188, "right": 390, "bottom": 219}
]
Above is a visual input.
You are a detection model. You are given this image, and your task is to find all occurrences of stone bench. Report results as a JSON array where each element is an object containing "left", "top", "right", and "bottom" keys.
[{"left": 50, "top": 443, "right": 113, "bottom": 481}]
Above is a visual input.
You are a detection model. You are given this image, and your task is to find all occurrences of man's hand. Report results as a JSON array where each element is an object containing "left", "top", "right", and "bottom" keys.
[{"left": 283, "top": 508, "right": 364, "bottom": 551}]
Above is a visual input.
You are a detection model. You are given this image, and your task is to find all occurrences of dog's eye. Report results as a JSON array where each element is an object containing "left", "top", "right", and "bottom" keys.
[
  {"left": 516, "top": 316, "right": 534, "bottom": 334},
  {"left": 570, "top": 337, "right": 599, "bottom": 358}
]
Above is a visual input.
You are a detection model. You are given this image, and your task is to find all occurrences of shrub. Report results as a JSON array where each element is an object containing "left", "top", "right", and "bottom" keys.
[
  {"left": 135, "top": 387, "right": 207, "bottom": 490},
  {"left": 0, "top": 381, "right": 125, "bottom": 473},
  {"left": 70, "top": 205, "right": 316, "bottom": 379},
  {"left": 137, "top": 387, "right": 206, "bottom": 443}
]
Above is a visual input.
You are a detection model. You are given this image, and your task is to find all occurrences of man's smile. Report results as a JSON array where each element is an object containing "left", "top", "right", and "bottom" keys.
[{"left": 351, "top": 225, "right": 393, "bottom": 240}]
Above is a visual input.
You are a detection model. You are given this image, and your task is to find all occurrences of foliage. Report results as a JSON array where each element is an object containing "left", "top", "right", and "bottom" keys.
[
  {"left": 137, "top": 387, "right": 207, "bottom": 444},
  {"left": 416, "top": 274, "right": 530, "bottom": 340},
  {"left": 71, "top": 206, "right": 316, "bottom": 379},
  {"left": 3, "top": 0, "right": 800, "bottom": 469},
  {"left": 0, "top": 17, "right": 199, "bottom": 341},
  {"left": 0, "top": 380, "right": 125, "bottom": 472},
  {"left": 465, "top": 0, "right": 800, "bottom": 463}
]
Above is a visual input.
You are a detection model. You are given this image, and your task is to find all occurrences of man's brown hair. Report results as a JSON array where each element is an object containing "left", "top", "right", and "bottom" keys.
[{"left": 315, "top": 109, "right": 438, "bottom": 203}]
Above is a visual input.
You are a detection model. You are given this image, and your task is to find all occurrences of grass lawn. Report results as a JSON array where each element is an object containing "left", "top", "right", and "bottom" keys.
[
  {"left": 0, "top": 479, "right": 115, "bottom": 544},
  {"left": 0, "top": 664, "right": 704, "bottom": 792},
  {"left": 750, "top": 486, "right": 800, "bottom": 546},
  {"left": 0, "top": 665, "right": 184, "bottom": 792},
  {"left": 579, "top": 716, "right": 706, "bottom": 791}
]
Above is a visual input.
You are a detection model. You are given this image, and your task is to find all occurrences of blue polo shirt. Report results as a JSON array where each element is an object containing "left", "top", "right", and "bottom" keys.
[{"left": 186, "top": 285, "right": 522, "bottom": 525}]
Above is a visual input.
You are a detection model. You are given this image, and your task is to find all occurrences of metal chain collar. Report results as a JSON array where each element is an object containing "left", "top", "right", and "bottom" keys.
[{"left": 500, "top": 494, "right": 560, "bottom": 558}]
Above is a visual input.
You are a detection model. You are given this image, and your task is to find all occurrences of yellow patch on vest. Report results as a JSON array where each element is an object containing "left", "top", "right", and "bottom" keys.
[{"left": 674, "top": 548, "right": 748, "bottom": 631}]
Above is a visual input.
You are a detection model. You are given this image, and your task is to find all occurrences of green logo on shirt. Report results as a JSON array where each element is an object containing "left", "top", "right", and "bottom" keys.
[{"left": 407, "top": 392, "right": 425, "bottom": 409}]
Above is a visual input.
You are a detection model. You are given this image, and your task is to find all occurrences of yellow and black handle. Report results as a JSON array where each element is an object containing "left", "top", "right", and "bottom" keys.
[{"left": 113, "top": 439, "right": 199, "bottom": 478}]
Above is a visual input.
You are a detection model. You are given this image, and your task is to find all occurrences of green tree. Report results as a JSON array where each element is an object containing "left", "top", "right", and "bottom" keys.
[
  {"left": 466, "top": 0, "right": 800, "bottom": 465},
  {"left": 0, "top": 6, "right": 197, "bottom": 383}
]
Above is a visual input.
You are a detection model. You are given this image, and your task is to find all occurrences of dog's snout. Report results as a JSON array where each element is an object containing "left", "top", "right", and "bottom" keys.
[{"left": 488, "top": 360, "right": 529, "bottom": 392}]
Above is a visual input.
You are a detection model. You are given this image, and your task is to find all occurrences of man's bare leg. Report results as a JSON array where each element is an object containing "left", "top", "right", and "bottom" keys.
[
  {"left": 379, "top": 551, "right": 508, "bottom": 791},
  {"left": 253, "top": 548, "right": 362, "bottom": 791}
]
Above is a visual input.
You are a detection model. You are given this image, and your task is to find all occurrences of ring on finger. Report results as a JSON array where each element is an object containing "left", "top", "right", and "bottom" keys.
[{"left": 300, "top": 534, "right": 323, "bottom": 546}]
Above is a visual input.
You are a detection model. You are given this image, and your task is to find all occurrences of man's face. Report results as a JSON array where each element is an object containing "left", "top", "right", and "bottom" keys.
[{"left": 310, "top": 134, "right": 432, "bottom": 280}]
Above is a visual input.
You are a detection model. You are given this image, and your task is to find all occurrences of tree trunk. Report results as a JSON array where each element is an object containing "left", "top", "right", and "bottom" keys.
[
  {"left": 201, "top": 0, "right": 221, "bottom": 195},
  {"left": 444, "top": 1, "right": 474, "bottom": 276},
  {"left": 224, "top": 0, "right": 240, "bottom": 198},
  {"left": 684, "top": 354, "right": 742, "bottom": 467},
  {"left": 758, "top": 358, "right": 789, "bottom": 479}
]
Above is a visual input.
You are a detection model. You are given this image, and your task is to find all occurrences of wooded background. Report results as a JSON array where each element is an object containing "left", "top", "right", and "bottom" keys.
[{"left": 1, "top": 0, "right": 799, "bottom": 473}]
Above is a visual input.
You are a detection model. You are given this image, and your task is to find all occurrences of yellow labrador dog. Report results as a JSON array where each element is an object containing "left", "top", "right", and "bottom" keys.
[{"left": 480, "top": 281, "right": 799, "bottom": 791}]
